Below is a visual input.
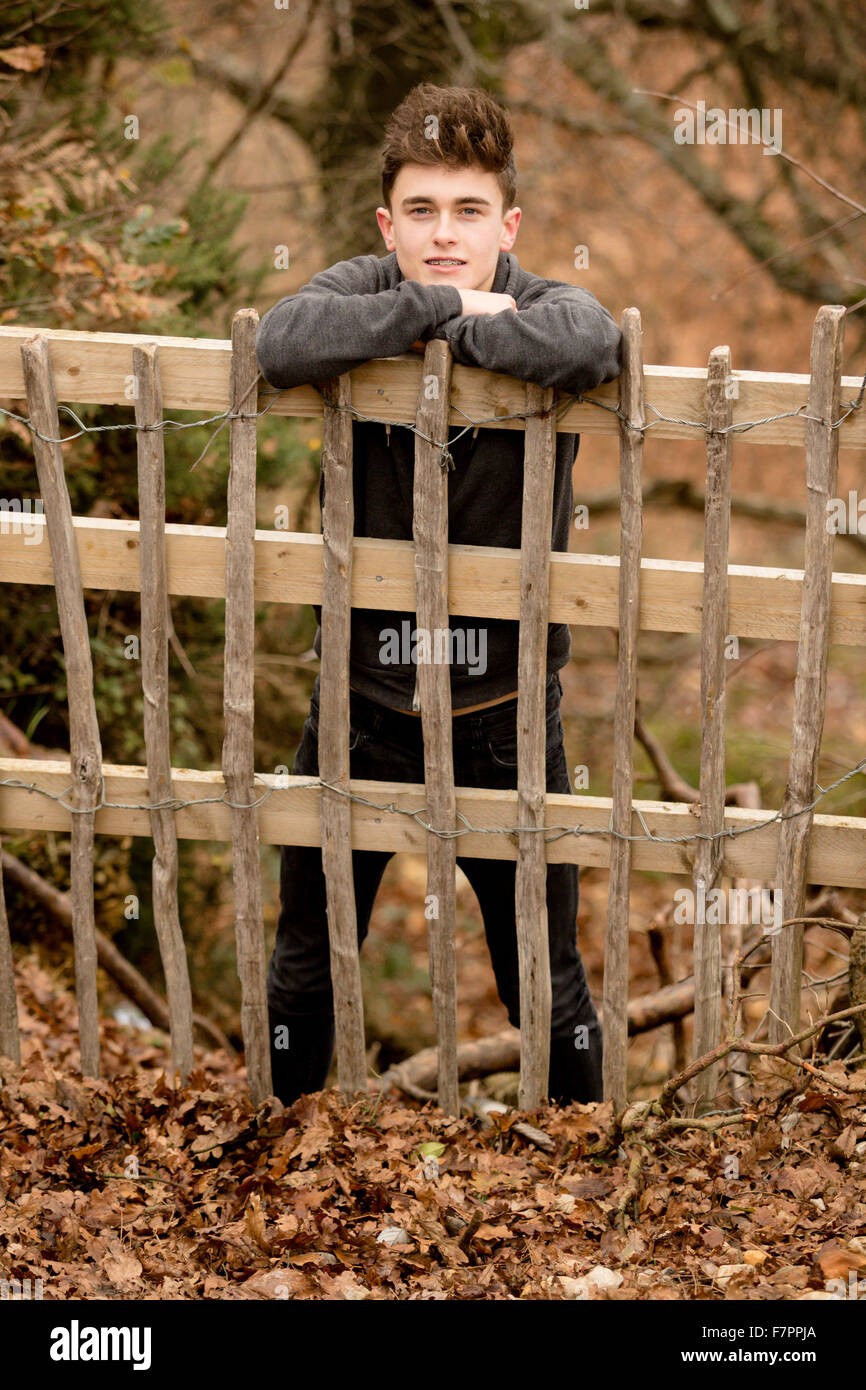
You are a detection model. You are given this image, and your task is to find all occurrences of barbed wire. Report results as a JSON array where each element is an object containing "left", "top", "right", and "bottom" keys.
[
  {"left": 2, "top": 746, "right": 864, "bottom": 851},
  {"left": 1, "top": 363, "right": 863, "bottom": 479}
]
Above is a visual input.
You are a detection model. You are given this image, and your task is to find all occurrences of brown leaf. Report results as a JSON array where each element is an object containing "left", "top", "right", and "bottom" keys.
[
  {"left": 774, "top": 1166, "right": 823, "bottom": 1201},
  {"left": 829, "top": 1123, "right": 859, "bottom": 1161},
  {"left": 81, "top": 1191, "right": 125, "bottom": 1230},
  {"left": 103, "top": 1240, "right": 143, "bottom": 1288},
  {"left": 474, "top": 1223, "right": 511, "bottom": 1241},
  {"left": 561, "top": 1175, "right": 615, "bottom": 1200},
  {"left": 816, "top": 1242, "right": 866, "bottom": 1281},
  {"left": 285, "top": 1123, "right": 332, "bottom": 1169},
  {"left": 0, "top": 45, "right": 46, "bottom": 72},
  {"left": 702, "top": 1228, "right": 726, "bottom": 1249},
  {"left": 244, "top": 1194, "right": 271, "bottom": 1254}
]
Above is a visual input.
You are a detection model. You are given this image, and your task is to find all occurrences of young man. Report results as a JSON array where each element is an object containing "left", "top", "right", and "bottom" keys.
[{"left": 255, "top": 83, "right": 622, "bottom": 1108}]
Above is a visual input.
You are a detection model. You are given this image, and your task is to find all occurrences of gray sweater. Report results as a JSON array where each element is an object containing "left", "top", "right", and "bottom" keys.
[{"left": 255, "top": 249, "right": 622, "bottom": 711}]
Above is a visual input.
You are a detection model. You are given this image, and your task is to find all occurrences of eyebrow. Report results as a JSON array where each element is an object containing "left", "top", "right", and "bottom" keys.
[{"left": 400, "top": 195, "right": 492, "bottom": 208}]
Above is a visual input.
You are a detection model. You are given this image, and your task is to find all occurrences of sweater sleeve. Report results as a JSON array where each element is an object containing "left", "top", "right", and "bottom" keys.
[
  {"left": 437, "top": 282, "right": 622, "bottom": 395},
  {"left": 255, "top": 255, "right": 463, "bottom": 389}
]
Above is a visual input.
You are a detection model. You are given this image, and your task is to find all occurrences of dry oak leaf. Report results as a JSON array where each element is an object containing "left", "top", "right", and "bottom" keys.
[
  {"left": 102, "top": 1239, "right": 143, "bottom": 1289},
  {"left": 774, "top": 1166, "right": 824, "bottom": 1201},
  {"left": 472, "top": 1223, "right": 511, "bottom": 1242},
  {"left": 284, "top": 1124, "right": 333, "bottom": 1169}
]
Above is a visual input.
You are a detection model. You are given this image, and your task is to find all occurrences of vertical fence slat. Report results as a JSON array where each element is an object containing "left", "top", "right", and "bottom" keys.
[
  {"left": 20, "top": 334, "right": 101, "bottom": 1077},
  {"left": 603, "top": 308, "right": 645, "bottom": 1112},
  {"left": 515, "top": 380, "right": 557, "bottom": 1110},
  {"left": 412, "top": 340, "right": 459, "bottom": 1115},
  {"left": 725, "top": 781, "right": 762, "bottom": 1106},
  {"left": 133, "top": 343, "right": 195, "bottom": 1085},
  {"left": 0, "top": 835, "right": 20, "bottom": 1063},
  {"left": 692, "top": 345, "right": 734, "bottom": 1113},
  {"left": 319, "top": 372, "right": 367, "bottom": 1098},
  {"left": 222, "top": 308, "right": 272, "bottom": 1104},
  {"left": 769, "top": 304, "right": 846, "bottom": 1044}
]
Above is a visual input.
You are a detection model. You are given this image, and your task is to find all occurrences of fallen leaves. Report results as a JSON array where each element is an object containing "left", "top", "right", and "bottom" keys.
[{"left": 2, "top": 957, "right": 866, "bottom": 1299}]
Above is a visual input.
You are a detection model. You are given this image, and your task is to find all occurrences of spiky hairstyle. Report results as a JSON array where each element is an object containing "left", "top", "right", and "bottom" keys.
[{"left": 380, "top": 83, "right": 517, "bottom": 217}]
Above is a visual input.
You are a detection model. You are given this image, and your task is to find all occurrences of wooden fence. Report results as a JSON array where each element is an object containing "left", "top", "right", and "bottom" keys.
[{"left": 0, "top": 308, "right": 864, "bottom": 1116}]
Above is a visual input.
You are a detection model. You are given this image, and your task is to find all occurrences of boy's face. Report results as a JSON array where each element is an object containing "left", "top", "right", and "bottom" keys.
[{"left": 376, "top": 162, "right": 520, "bottom": 292}]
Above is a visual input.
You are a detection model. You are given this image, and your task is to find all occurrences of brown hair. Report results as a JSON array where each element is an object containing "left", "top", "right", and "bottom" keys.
[{"left": 380, "top": 83, "right": 517, "bottom": 218}]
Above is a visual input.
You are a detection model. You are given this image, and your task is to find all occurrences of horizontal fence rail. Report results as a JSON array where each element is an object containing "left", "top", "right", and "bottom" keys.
[
  {"left": 1, "top": 759, "right": 865, "bottom": 883},
  {"left": 0, "top": 324, "right": 864, "bottom": 447},
  {"left": 3, "top": 521, "right": 866, "bottom": 645},
  {"left": 1, "top": 308, "right": 864, "bottom": 1114}
]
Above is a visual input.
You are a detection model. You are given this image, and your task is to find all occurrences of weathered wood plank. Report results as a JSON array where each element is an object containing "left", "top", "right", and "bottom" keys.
[
  {"left": 318, "top": 371, "right": 367, "bottom": 1100},
  {"left": 4, "top": 757, "right": 866, "bottom": 885},
  {"left": 20, "top": 335, "right": 101, "bottom": 1077},
  {"left": 692, "top": 346, "right": 734, "bottom": 1113},
  {"left": 222, "top": 309, "right": 272, "bottom": 1104},
  {"left": 1, "top": 324, "right": 863, "bottom": 447},
  {"left": 412, "top": 341, "right": 459, "bottom": 1116},
  {"left": 6, "top": 519, "right": 866, "bottom": 647},
  {"left": 133, "top": 343, "right": 195, "bottom": 1086},
  {"left": 514, "top": 380, "right": 558, "bottom": 1110},
  {"left": 769, "top": 305, "right": 846, "bottom": 1044},
  {"left": 604, "top": 309, "right": 645, "bottom": 1113}
]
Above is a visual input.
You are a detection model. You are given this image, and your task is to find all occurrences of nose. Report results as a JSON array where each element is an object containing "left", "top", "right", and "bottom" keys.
[{"left": 431, "top": 214, "right": 460, "bottom": 241}]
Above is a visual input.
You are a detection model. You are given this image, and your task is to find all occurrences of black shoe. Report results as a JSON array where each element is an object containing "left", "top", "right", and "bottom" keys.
[
  {"left": 547, "top": 1026, "right": 603, "bottom": 1105},
  {"left": 267, "top": 1007, "right": 335, "bottom": 1106}
]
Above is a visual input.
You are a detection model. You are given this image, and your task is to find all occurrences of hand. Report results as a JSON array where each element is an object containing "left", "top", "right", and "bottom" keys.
[{"left": 457, "top": 289, "right": 517, "bottom": 316}]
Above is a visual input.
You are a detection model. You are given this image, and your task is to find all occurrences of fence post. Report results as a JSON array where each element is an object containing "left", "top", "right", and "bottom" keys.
[
  {"left": 692, "top": 345, "right": 734, "bottom": 1113},
  {"left": 769, "top": 304, "right": 846, "bottom": 1044},
  {"left": 412, "top": 340, "right": 459, "bottom": 1115},
  {"left": 0, "top": 833, "right": 20, "bottom": 1063},
  {"left": 516, "top": 380, "right": 558, "bottom": 1110},
  {"left": 604, "top": 307, "right": 645, "bottom": 1112},
  {"left": 223, "top": 308, "right": 272, "bottom": 1105},
  {"left": 319, "top": 373, "right": 367, "bottom": 1099},
  {"left": 133, "top": 342, "right": 195, "bottom": 1086},
  {"left": 20, "top": 334, "right": 102, "bottom": 1077}
]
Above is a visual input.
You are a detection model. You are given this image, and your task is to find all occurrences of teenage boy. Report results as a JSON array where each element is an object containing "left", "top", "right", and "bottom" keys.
[{"left": 255, "top": 83, "right": 622, "bottom": 1108}]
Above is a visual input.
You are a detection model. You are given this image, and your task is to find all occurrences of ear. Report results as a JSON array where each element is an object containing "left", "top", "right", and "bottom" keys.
[
  {"left": 376, "top": 206, "right": 395, "bottom": 250},
  {"left": 500, "top": 206, "right": 521, "bottom": 250}
]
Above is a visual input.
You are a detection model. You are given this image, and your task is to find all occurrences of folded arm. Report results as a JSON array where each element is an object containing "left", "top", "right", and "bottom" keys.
[
  {"left": 436, "top": 283, "right": 622, "bottom": 394},
  {"left": 255, "top": 256, "right": 463, "bottom": 389}
]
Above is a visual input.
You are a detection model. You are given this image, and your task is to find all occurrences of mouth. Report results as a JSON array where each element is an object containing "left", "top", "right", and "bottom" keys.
[{"left": 425, "top": 258, "right": 466, "bottom": 270}]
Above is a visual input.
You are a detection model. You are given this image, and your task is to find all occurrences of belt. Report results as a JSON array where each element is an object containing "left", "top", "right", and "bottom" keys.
[{"left": 349, "top": 686, "right": 519, "bottom": 717}]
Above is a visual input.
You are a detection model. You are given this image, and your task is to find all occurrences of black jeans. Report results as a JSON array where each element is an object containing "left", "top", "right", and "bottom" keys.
[{"left": 266, "top": 672, "right": 603, "bottom": 1105}]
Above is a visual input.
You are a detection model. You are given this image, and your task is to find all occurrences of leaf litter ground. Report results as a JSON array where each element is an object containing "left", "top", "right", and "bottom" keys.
[{"left": 2, "top": 956, "right": 865, "bottom": 1301}]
